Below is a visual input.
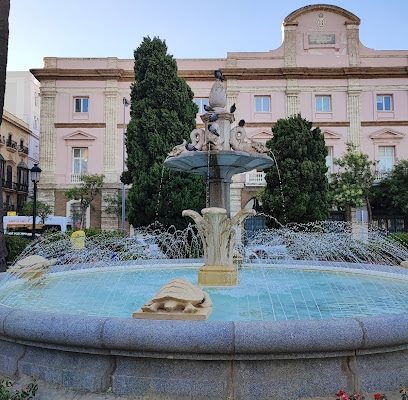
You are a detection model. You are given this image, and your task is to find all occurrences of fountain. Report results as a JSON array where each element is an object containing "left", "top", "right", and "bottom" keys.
[
  {"left": 0, "top": 73, "right": 407, "bottom": 399},
  {"left": 164, "top": 70, "right": 273, "bottom": 285}
]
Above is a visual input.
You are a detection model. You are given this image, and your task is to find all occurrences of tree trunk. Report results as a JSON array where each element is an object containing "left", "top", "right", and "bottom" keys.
[{"left": 0, "top": 0, "right": 10, "bottom": 271}]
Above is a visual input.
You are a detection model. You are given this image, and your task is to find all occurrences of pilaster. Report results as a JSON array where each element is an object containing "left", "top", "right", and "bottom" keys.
[
  {"left": 38, "top": 80, "right": 57, "bottom": 187},
  {"left": 286, "top": 80, "right": 300, "bottom": 117},
  {"left": 347, "top": 79, "right": 362, "bottom": 145},
  {"left": 283, "top": 24, "right": 298, "bottom": 67},
  {"left": 104, "top": 81, "right": 119, "bottom": 183},
  {"left": 346, "top": 23, "right": 360, "bottom": 67}
]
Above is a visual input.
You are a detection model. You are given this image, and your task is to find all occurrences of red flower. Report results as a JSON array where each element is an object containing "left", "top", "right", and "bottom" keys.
[{"left": 336, "top": 390, "right": 346, "bottom": 397}]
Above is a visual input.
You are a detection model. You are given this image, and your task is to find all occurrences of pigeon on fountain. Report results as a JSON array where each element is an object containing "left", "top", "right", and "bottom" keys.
[
  {"left": 230, "top": 103, "right": 236, "bottom": 113},
  {"left": 209, "top": 113, "right": 218, "bottom": 122},
  {"left": 238, "top": 119, "right": 245, "bottom": 127},
  {"left": 185, "top": 143, "right": 198, "bottom": 151},
  {"left": 208, "top": 124, "right": 220, "bottom": 136},
  {"left": 214, "top": 70, "right": 225, "bottom": 82},
  {"left": 204, "top": 104, "right": 214, "bottom": 112}
]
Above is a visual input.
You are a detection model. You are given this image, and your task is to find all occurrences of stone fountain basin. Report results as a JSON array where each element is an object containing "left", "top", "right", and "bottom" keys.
[
  {"left": 0, "top": 273, "right": 406, "bottom": 399},
  {"left": 164, "top": 150, "right": 274, "bottom": 177}
]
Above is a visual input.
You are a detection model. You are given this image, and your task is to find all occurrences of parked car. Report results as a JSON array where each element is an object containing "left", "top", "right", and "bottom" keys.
[
  {"left": 135, "top": 236, "right": 166, "bottom": 259},
  {"left": 246, "top": 244, "right": 290, "bottom": 260}
]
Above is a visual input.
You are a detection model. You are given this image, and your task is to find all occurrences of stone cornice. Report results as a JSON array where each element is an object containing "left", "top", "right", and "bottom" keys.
[
  {"left": 361, "top": 120, "right": 408, "bottom": 127},
  {"left": 31, "top": 67, "right": 408, "bottom": 83},
  {"left": 55, "top": 123, "right": 106, "bottom": 128},
  {"left": 30, "top": 68, "right": 133, "bottom": 82}
]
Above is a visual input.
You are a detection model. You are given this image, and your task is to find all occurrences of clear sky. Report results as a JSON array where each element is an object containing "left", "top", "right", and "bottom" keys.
[{"left": 6, "top": 0, "right": 408, "bottom": 72}]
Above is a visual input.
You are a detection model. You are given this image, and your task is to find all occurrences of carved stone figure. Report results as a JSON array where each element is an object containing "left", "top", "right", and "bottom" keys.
[
  {"left": 230, "top": 125, "right": 268, "bottom": 154},
  {"left": 10, "top": 255, "right": 58, "bottom": 280},
  {"left": 133, "top": 278, "right": 212, "bottom": 320}
]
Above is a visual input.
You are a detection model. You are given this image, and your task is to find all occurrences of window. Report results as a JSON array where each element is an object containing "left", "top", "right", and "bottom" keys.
[
  {"left": 72, "top": 148, "right": 88, "bottom": 175},
  {"left": 378, "top": 146, "right": 394, "bottom": 172},
  {"left": 194, "top": 98, "right": 209, "bottom": 114},
  {"left": 74, "top": 97, "right": 89, "bottom": 113},
  {"left": 326, "top": 146, "right": 333, "bottom": 172},
  {"left": 376, "top": 95, "right": 392, "bottom": 111},
  {"left": 255, "top": 96, "right": 270, "bottom": 112},
  {"left": 315, "top": 96, "right": 331, "bottom": 112}
]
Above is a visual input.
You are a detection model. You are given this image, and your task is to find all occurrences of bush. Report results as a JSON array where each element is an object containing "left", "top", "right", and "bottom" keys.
[
  {"left": 0, "top": 379, "right": 38, "bottom": 399},
  {"left": 389, "top": 233, "right": 408, "bottom": 248},
  {"left": 5, "top": 235, "right": 31, "bottom": 265}
]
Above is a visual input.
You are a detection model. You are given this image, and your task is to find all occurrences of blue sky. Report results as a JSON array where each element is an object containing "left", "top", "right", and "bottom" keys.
[{"left": 7, "top": 0, "right": 408, "bottom": 71}]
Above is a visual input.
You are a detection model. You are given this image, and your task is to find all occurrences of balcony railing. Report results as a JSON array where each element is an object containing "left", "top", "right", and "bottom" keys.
[
  {"left": 71, "top": 174, "right": 84, "bottom": 183},
  {"left": 14, "top": 182, "right": 29, "bottom": 192},
  {"left": 374, "top": 170, "right": 390, "bottom": 183},
  {"left": 1, "top": 180, "right": 29, "bottom": 192},
  {"left": 18, "top": 145, "right": 29, "bottom": 156},
  {"left": 6, "top": 139, "right": 17, "bottom": 152},
  {"left": 245, "top": 171, "right": 266, "bottom": 186}
]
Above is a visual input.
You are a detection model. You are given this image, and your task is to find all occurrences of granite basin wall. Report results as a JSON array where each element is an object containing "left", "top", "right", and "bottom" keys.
[{"left": 0, "top": 304, "right": 407, "bottom": 399}]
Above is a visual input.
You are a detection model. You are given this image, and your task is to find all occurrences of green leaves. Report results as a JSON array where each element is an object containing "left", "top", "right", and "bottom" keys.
[
  {"left": 126, "top": 37, "right": 205, "bottom": 229},
  {"left": 329, "top": 142, "right": 376, "bottom": 210},
  {"left": 261, "top": 114, "right": 329, "bottom": 225}
]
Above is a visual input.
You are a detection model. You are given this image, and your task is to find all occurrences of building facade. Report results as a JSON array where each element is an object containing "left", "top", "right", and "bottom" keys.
[
  {"left": 0, "top": 110, "right": 30, "bottom": 214},
  {"left": 5, "top": 71, "right": 41, "bottom": 171},
  {"left": 30, "top": 4, "right": 408, "bottom": 230}
]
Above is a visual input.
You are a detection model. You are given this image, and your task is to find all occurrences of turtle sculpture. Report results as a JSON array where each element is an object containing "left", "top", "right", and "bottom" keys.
[{"left": 141, "top": 278, "right": 212, "bottom": 314}]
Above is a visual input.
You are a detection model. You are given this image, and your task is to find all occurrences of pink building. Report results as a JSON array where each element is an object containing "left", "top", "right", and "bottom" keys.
[{"left": 30, "top": 4, "right": 408, "bottom": 230}]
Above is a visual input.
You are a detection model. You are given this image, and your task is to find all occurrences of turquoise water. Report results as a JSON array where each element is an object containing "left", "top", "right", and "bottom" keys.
[{"left": 1, "top": 265, "right": 408, "bottom": 321}]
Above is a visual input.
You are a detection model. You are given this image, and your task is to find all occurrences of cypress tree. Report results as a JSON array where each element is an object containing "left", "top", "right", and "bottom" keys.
[
  {"left": 122, "top": 37, "right": 205, "bottom": 229},
  {"left": 261, "top": 114, "right": 329, "bottom": 226}
]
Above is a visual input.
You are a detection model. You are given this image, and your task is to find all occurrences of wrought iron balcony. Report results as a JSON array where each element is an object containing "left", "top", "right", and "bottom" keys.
[
  {"left": 18, "top": 145, "right": 29, "bottom": 156},
  {"left": 374, "top": 170, "right": 390, "bottom": 183},
  {"left": 14, "top": 182, "right": 29, "bottom": 192},
  {"left": 6, "top": 139, "right": 17, "bottom": 152}
]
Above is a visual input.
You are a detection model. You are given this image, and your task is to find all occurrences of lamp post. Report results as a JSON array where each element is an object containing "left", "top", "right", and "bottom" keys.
[
  {"left": 30, "top": 164, "right": 42, "bottom": 239},
  {"left": 122, "top": 97, "right": 130, "bottom": 232}
]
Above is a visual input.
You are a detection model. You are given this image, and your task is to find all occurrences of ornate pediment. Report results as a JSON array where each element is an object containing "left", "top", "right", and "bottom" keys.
[
  {"left": 369, "top": 128, "right": 405, "bottom": 140},
  {"left": 250, "top": 130, "right": 273, "bottom": 143},
  {"left": 63, "top": 131, "right": 96, "bottom": 141},
  {"left": 322, "top": 130, "right": 342, "bottom": 140}
]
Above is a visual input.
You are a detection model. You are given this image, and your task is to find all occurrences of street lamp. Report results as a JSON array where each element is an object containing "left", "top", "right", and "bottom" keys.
[
  {"left": 30, "top": 164, "right": 42, "bottom": 239},
  {"left": 122, "top": 97, "right": 130, "bottom": 232}
]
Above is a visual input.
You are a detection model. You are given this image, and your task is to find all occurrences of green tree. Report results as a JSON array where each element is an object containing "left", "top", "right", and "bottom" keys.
[
  {"left": 329, "top": 142, "right": 376, "bottom": 221},
  {"left": 370, "top": 159, "right": 408, "bottom": 216},
  {"left": 22, "top": 200, "right": 52, "bottom": 223},
  {"left": 0, "top": 0, "right": 10, "bottom": 271},
  {"left": 103, "top": 193, "right": 122, "bottom": 218},
  {"left": 260, "top": 114, "right": 329, "bottom": 226},
  {"left": 122, "top": 36, "right": 205, "bottom": 229},
  {"left": 64, "top": 174, "right": 104, "bottom": 229}
]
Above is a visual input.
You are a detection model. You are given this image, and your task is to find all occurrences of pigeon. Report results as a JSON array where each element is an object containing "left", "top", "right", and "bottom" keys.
[
  {"left": 214, "top": 70, "right": 224, "bottom": 82},
  {"left": 209, "top": 113, "right": 218, "bottom": 122},
  {"left": 185, "top": 143, "right": 197, "bottom": 151},
  {"left": 238, "top": 119, "right": 245, "bottom": 127},
  {"left": 208, "top": 124, "right": 220, "bottom": 136},
  {"left": 230, "top": 103, "right": 236, "bottom": 113},
  {"left": 203, "top": 104, "right": 214, "bottom": 112}
]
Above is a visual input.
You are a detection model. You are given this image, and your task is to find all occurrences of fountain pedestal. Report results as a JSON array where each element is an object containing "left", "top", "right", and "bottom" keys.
[{"left": 183, "top": 207, "right": 255, "bottom": 285}]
